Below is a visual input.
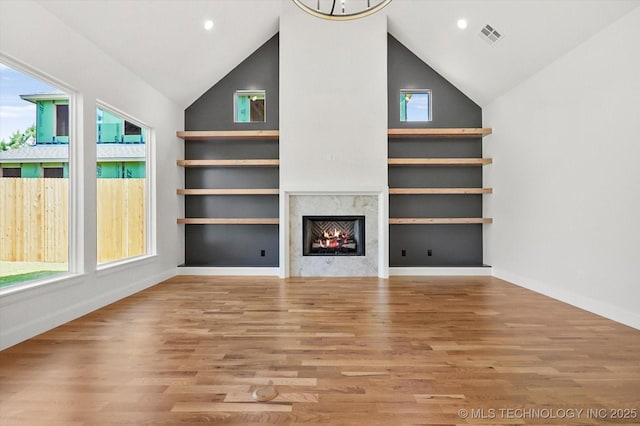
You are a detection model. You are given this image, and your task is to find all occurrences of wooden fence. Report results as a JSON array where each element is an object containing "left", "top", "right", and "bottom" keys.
[
  {"left": 96, "top": 179, "right": 146, "bottom": 264},
  {"left": 0, "top": 178, "right": 145, "bottom": 263}
]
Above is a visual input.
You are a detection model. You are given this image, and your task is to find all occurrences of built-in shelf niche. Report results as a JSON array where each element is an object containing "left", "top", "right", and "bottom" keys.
[
  {"left": 177, "top": 129, "right": 279, "bottom": 228},
  {"left": 388, "top": 126, "right": 493, "bottom": 267}
]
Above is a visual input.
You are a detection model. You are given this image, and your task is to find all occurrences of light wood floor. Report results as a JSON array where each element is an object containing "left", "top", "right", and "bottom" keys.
[{"left": 1, "top": 276, "right": 639, "bottom": 425}]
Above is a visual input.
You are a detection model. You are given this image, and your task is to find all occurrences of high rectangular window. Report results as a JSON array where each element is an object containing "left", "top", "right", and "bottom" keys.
[{"left": 56, "top": 104, "right": 69, "bottom": 136}]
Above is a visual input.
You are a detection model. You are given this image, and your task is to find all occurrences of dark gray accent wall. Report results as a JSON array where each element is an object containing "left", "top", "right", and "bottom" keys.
[
  {"left": 183, "top": 34, "right": 279, "bottom": 267},
  {"left": 185, "top": 225, "right": 279, "bottom": 267},
  {"left": 388, "top": 34, "right": 481, "bottom": 128},
  {"left": 389, "top": 225, "right": 483, "bottom": 266},
  {"left": 186, "top": 34, "right": 279, "bottom": 131},
  {"left": 388, "top": 34, "right": 485, "bottom": 267}
]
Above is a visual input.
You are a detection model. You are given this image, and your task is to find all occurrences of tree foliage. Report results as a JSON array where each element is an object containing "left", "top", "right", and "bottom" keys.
[{"left": 0, "top": 124, "right": 35, "bottom": 151}]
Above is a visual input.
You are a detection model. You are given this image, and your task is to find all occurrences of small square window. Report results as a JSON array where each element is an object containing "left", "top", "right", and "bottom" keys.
[
  {"left": 400, "top": 90, "right": 432, "bottom": 122},
  {"left": 234, "top": 90, "right": 266, "bottom": 123}
]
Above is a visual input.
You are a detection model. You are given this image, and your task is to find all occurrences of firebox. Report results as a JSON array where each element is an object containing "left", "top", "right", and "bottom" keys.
[{"left": 302, "top": 216, "right": 365, "bottom": 256}]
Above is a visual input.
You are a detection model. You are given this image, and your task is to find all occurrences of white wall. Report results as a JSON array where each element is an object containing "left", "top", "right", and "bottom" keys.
[
  {"left": 484, "top": 7, "right": 640, "bottom": 329},
  {"left": 278, "top": 3, "right": 389, "bottom": 278},
  {"left": 0, "top": 0, "right": 183, "bottom": 349},
  {"left": 279, "top": 2, "right": 388, "bottom": 192}
]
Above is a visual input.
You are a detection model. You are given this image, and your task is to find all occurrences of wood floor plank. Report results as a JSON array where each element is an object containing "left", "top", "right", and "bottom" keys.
[
  {"left": 171, "top": 402, "right": 292, "bottom": 412},
  {"left": 223, "top": 392, "right": 319, "bottom": 403},
  {"left": 1, "top": 275, "right": 640, "bottom": 425},
  {"left": 341, "top": 371, "right": 390, "bottom": 377}
]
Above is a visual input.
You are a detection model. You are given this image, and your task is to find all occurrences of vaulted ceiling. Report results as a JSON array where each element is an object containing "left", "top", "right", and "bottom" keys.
[{"left": 36, "top": 0, "right": 639, "bottom": 108}]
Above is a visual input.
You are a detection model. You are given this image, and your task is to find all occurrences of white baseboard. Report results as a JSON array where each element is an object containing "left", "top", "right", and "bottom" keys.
[
  {"left": 0, "top": 269, "right": 176, "bottom": 351},
  {"left": 177, "top": 267, "right": 280, "bottom": 276},
  {"left": 389, "top": 266, "right": 493, "bottom": 276},
  {"left": 493, "top": 268, "right": 640, "bottom": 331}
]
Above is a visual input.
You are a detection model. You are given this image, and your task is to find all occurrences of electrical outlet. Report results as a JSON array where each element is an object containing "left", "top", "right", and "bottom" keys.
[
  {"left": 260, "top": 250, "right": 266, "bottom": 257},
  {"left": 401, "top": 249, "right": 406, "bottom": 257},
  {"left": 427, "top": 249, "right": 433, "bottom": 257}
]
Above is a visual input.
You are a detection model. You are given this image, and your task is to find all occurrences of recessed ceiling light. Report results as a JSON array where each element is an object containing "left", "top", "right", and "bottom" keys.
[
  {"left": 204, "top": 20, "right": 214, "bottom": 31},
  {"left": 457, "top": 19, "right": 468, "bottom": 30}
]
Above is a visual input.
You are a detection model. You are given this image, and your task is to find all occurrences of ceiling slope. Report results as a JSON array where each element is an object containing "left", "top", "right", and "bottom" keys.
[
  {"left": 37, "top": 0, "right": 281, "bottom": 108},
  {"left": 36, "top": 0, "right": 639, "bottom": 108},
  {"left": 387, "top": 0, "right": 640, "bottom": 105}
]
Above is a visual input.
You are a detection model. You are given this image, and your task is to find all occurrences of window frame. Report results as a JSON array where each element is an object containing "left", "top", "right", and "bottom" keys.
[
  {"left": 400, "top": 89, "right": 432, "bottom": 123},
  {"left": 55, "top": 103, "right": 69, "bottom": 137},
  {"left": 233, "top": 90, "right": 266, "bottom": 123},
  {"left": 0, "top": 54, "right": 80, "bottom": 294}
]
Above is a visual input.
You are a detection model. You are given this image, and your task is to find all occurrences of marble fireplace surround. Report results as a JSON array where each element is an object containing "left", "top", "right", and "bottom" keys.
[{"left": 279, "top": 190, "right": 389, "bottom": 278}]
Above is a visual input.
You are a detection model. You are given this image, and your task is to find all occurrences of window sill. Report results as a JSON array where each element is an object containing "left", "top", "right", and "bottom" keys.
[
  {"left": 95, "top": 254, "right": 157, "bottom": 277},
  {"left": 0, "top": 272, "right": 88, "bottom": 306}
]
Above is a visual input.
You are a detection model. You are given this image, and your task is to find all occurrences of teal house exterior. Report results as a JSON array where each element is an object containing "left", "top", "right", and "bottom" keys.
[{"left": 0, "top": 94, "right": 145, "bottom": 178}]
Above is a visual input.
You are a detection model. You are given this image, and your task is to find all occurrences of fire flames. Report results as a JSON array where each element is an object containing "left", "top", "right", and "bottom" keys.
[{"left": 318, "top": 228, "right": 350, "bottom": 249}]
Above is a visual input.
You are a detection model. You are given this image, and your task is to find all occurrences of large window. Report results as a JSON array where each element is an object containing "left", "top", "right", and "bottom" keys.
[
  {"left": 96, "top": 105, "right": 149, "bottom": 265},
  {"left": 0, "top": 62, "right": 70, "bottom": 288}
]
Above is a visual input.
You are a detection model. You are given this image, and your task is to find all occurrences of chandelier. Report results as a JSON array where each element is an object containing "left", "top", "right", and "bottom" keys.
[{"left": 292, "top": 0, "right": 393, "bottom": 21}]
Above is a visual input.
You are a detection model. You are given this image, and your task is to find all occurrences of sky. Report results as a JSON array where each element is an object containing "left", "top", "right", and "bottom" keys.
[
  {"left": 0, "top": 63, "right": 62, "bottom": 142},
  {"left": 406, "top": 93, "right": 430, "bottom": 121}
]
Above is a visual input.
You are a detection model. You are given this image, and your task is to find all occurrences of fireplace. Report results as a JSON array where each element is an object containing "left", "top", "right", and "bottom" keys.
[{"left": 302, "top": 216, "right": 365, "bottom": 256}]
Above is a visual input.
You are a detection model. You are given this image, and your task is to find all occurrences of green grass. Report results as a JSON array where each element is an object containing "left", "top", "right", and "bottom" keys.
[
  {"left": 0, "top": 261, "right": 68, "bottom": 288},
  {"left": 0, "top": 270, "right": 64, "bottom": 288}
]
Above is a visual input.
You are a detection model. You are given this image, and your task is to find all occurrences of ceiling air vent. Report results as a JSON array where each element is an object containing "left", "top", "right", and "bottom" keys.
[{"left": 479, "top": 24, "right": 503, "bottom": 46}]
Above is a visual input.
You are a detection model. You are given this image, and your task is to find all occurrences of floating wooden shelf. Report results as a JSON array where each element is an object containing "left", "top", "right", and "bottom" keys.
[
  {"left": 177, "top": 159, "right": 279, "bottom": 167},
  {"left": 388, "top": 128, "right": 492, "bottom": 138},
  {"left": 177, "top": 188, "right": 279, "bottom": 195},
  {"left": 389, "top": 188, "right": 493, "bottom": 195},
  {"left": 176, "top": 130, "right": 279, "bottom": 140},
  {"left": 389, "top": 218, "right": 493, "bottom": 225},
  {"left": 177, "top": 218, "right": 279, "bottom": 225},
  {"left": 388, "top": 158, "right": 492, "bottom": 166}
]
